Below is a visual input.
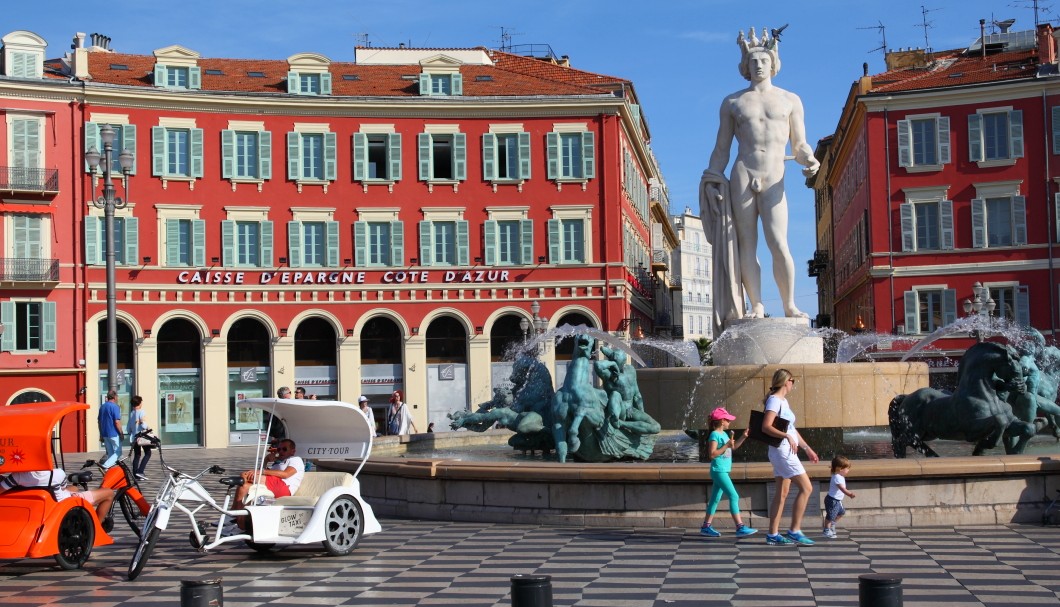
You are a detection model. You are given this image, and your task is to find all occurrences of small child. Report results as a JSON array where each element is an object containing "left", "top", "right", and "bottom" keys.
[
  {"left": 701, "top": 407, "right": 757, "bottom": 538},
  {"left": 823, "top": 455, "right": 856, "bottom": 538}
]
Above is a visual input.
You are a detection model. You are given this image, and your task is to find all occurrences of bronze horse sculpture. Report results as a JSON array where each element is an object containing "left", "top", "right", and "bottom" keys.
[{"left": 889, "top": 341, "right": 1033, "bottom": 457}]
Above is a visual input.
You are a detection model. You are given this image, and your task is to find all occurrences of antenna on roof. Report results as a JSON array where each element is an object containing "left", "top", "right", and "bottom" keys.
[
  {"left": 355, "top": 33, "right": 370, "bottom": 48},
  {"left": 917, "top": 5, "right": 940, "bottom": 53},
  {"left": 1010, "top": 0, "right": 1054, "bottom": 28},
  {"left": 498, "top": 26, "right": 519, "bottom": 52},
  {"left": 857, "top": 20, "right": 888, "bottom": 55}
]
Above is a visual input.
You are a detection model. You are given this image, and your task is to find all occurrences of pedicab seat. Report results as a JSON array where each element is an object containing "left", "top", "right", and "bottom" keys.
[{"left": 273, "top": 472, "right": 355, "bottom": 507}]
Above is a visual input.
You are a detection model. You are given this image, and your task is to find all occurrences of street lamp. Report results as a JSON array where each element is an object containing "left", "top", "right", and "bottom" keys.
[
  {"left": 519, "top": 317, "right": 530, "bottom": 342},
  {"left": 85, "top": 124, "right": 134, "bottom": 393},
  {"left": 962, "top": 281, "right": 996, "bottom": 343}
]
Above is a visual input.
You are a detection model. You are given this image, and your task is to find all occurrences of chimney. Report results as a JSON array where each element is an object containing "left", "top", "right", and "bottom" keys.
[
  {"left": 997, "top": 19, "right": 1016, "bottom": 34},
  {"left": 1039, "top": 22, "right": 1056, "bottom": 64}
]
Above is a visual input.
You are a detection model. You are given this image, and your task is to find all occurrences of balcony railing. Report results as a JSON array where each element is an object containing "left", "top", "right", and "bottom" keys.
[
  {"left": 0, "top": 257, "right": 59, "bottom": 282},
  {"left": 0, "top": 167, "right": 59, "bottom": 193}
]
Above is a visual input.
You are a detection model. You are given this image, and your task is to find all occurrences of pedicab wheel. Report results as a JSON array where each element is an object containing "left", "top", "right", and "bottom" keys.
[
  {"left": 119, "top": 490, "right": 143, "bottom": 538},
  {"left": 128, "top": 510, "right": 161, "bottom": 580},
  {"left": 321, "top": 496, "right": 363, "bottom": 556},
  {"left": 54, "top": 506, "right": 95, "bottom": 570}
]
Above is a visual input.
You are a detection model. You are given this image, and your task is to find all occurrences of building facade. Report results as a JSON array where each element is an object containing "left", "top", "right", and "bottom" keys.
[
  {"left": 672, "top": 207, "right": 712, "bottom": 340},
  {"left": 0, "top": 31, "right": 679, "bottom": 447}
]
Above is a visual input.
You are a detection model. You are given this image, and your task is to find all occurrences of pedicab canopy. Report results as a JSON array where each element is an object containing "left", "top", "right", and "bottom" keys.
[
  {"left": 0, "top": 401, "right": 87, "bottom": 473},
  {"left": 237, "top": 398, "right": 373, "bottom": 476}
]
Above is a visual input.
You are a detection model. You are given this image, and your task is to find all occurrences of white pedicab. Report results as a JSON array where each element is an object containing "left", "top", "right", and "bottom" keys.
[{"left": 128, "top": 398, "right": 381, "bottom": 579}]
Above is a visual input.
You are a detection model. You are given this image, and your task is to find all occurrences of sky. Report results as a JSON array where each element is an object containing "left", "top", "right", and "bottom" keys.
[{"left": 3, "top": 0, "right": 1037, "bottom": 317}]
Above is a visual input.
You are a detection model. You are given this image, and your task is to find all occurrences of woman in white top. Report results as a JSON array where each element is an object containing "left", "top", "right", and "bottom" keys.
[
  {"left": 386, "top": 390, "right": 418, "bottom": 436},
  {"left": 761, "top": 368, "right": 819, "bottom": 546}
]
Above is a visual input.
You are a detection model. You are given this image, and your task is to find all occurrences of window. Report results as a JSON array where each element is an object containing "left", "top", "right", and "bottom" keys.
[
  {"left": 969, "top": 109, "right": 1023, "bottom": 163},
  {"left": 484, "top": 219, "right": 533, "bottom": 265},
  {"left": 165, "top": 218, "right": 206, "bottom": 267},
  {"left": 418, "top": 220, "right": 469, "bottom": 266},
  {"left": 85, "top": 122, "right": 138, "bottom": 175},
  {"left": 483, "top": 133, "right": 531, "bottom": 181},
  {"left": 900, "top": 200, "right": 953, "bottom": 251},
  {"left": 354, "top": 221, "right": 404, "bottom": 266},
  {"left": 418, "top": 133, "right": 467, "bottom": 181},
  {"left": 971, "top": 196, "right": 1026, "bottom": 248},
  {"left": 153, "top": 65, "right": 201, "bottom": 89},
  {"left": 897, "top": 115, "right": 950, "bottom": 168},
  {"left": 11, "top": 214, "right": 42, "bottom": 259},
  {"left": 287, "top": 71, "right": 332, "bottom": 95},
  {"left": 288, "top": 220, "right": 339, "bottom": 267},
  {"left": 85, "top": 216, "right": 138, "bottom": 265},
  {"left": 221, "top": 220, "right": 273, "bottom": 268},
  {"left": 8, "top": 51, "right": 41, "bottom": 78},
  {"left": 0, "top": 301, "right": 56, "bottom": 352},
  {"left": 151, "top": 126, "right": 204, "bottom": 178},
  {"left": 988, "top": 285, "right": 1029, "bottom": 324},
  {"left": 286, "top": 131, "right": 336, "bottom": 182},
  {"left": 904, "top": 288, "right": 956, "bottom": 334},
  {"left": 353, "top": 133, "right": 402, "bottom": 181},
  {"left": 419, "top": 73, "right": 463, "bottom": 96},
  {"left": 221, "top": 130, "right": 272, "bottom": 181},
  {"left": 548, "top": 218, "right": 586, "bottom": 263},
  {"left": 10, "top": 117, "right": 40, "bottom": 171},
  {"left": 547, "top": 131, "right": 595, "bottom": 180}
]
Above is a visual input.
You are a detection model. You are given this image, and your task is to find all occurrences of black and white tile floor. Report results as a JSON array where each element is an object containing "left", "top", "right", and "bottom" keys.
[{"left": 2, "top": 447, "right": 1059, "bottom": 606}]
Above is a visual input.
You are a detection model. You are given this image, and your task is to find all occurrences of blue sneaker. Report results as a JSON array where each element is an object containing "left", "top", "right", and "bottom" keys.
[
  {"left": 785, "top": 530, "right": 815, "bottom": 546},
  {"left": 735, "top": 525, "right": 758, "bottom": 538},
  {"left": 700, "top": 524, "right": 721, "bottom": 537},
  {"left": 766, "top": 533, "right": 794, "bottom": 545}
]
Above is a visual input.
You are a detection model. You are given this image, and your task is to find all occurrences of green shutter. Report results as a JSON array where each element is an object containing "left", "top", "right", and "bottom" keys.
[
  {"left": 940, "top": 199, "right": 954, "bottom": 250},
  {"left": 968, "top": 114, "right": 983, "bottom": 162},
  {"left": 0, "top": 302, "right": 13, "bottom": 352},
  {"left": 190, "top": 128, "right": 204, "bottom": 177},
  {"left": 451, "top": 73, "right": 463, "bottom": 95},
  {"left": 151, "top": 127, "right": 166, "bottom": 176},
  {"left": 456, "top": 220, "right": 470, "bottom": 266},
  {"left": 353, "top": 221, "right": 367, "bottom": 266},
  {"left": 1010, "top": 110, "right": 1024, "bottom": 159},
  {"left": 320, "top": 72, "right": 332, "bottom": 95},
  {"left": 896, "top": 120, "right": 911, "bottom": 167},
  {"left": 221, "top": 220, "right": 235, "bottom": 266},
  {"left": 353, "top": 133, "right": 367, "bottom": 180},
  {"left": 122, "top": 124, "right": 137, "bottom": 175},
  {"left": 482, "top": 134, "right": 496, "bottom": 180},
  {"left": 419, "top": 73, "right": 431, "bottom": 96},
  {"left": 484, "top": 220, "right": 497, "bottom": 265},
  {"left": 904, "top": 291, "right": 917, "bottom": 333},
  {"left": 1016, "top": 285, "right": 1030, "bottom": 326},
  {"left": 388, "top": 133, "right": 402, "bottom": 181},
  {"left": 154, "top": 65, "right": 167, "bottom": 87},
  {"left": 286, "top": 132, "right": 300, "bottom": 180},
  {"left": 326, "top": 221, "right": 339, "bottom": 267},
  {"left": 23, "top": 119, "right": 39, "bottom": 169},
  {"left": 124, "top": 216, "right": 139, "bottom": 265},
  {"left": 192, "top": 219, "right": 206, "bottom": 266},
  {"left": 1053, "top": 106, "right": 1060, "bottom": 155},
  {"left": 166, "top": 219, "right": 180, "bottom": 265},
  {"left": 942, "top": 289, "right": 957, "bottom": 326},
  {"left": 391, "top": 221, "right": 404, "bottom": 266},
  {"left": 85, "top": 122, "right": 99, "bottom": 173},
  {"left": 1013, "top": 195, "right": 1027, "bottom": 245},
  {"left": 221, "top": 130, "right": 235, "bottom": 179},
  {"left": 287, "top": 71, "right": 299, "bottom": 94},
  {"left": 971, "top": 198, "right": 986, "bottom": 248},
  {"left": 419, "top": 221, "right": 433, "bottom": 265},
  {"left": 42, "top": 301, "right": 56, "bottom": 352},
  {"left": 85, "top": 218, "right": 100, "bottom": 265},
  {"left": 582, "top": 132, "right": 595, "bottom": 178},
  {"left": 287, "top": 221, "right": 303, "bottom": 267},
  {"left": 900, "top": 203, "right": 914, "bottom": 252},
  {"left": 937, "top": 117, "right": 950, "bottom": 165},
  {"left": 546, "top": 133, "right": 559, "bottom": 179},
  {"left": 520, "top": 219, "right": 533, "bottom": 265},
  {"left": 188, "top": 66, "right": 201, "bottom": 89},
  {"left": 418, "top": 133, "right": 432, "bottom": 180},
  {"left": 323, "top": 132, "right": 337, "bottom": 180},
  {"left": 259, "top": 130, "right": 272, "bottom": 179},
  {"left": 518, "top": 132, "right": 531, "bottom": 179},
  {"left": 547, "top": 219, "right": 561, "bottom": 263},
  {"left": 453, "top": 133, "right": 466, "bottom": 181},
  {"left": 260, "top": 221, "right": 273, "bottom": 267}
]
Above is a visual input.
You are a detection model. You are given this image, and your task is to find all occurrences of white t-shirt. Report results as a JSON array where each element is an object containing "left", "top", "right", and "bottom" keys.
[
  {"left": 0, "top": 469, "right": 75, "bottom": 500},
  {"left": 269, "top": 456, "right": 305, "bottom": 494},
  {"left": 828, "top": 473, "right": 847, "bottom": 501},
  {"left": 764, "top": 394, "right": 798, "bottom": 450}
]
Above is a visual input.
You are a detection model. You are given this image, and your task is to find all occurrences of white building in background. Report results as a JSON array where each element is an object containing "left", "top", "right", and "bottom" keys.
[{"left": 672, "top": 208, "right": 713, "bottom": 340}]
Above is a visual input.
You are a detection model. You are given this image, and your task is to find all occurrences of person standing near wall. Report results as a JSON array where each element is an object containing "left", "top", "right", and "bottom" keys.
[{"left": 98, "top": 390, "right": 122, "bottom": 468}]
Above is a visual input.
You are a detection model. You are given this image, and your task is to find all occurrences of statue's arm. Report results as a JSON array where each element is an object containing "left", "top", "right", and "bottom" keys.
[
  {"left": 787, "top": 93, "right": 819, "bottom": 177},
  {"left": 706, "top": 99, "right": 735, "bottom": 176}
]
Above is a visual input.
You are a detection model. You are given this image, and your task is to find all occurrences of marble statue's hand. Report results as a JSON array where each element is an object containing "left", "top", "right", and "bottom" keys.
[{"left": 801, "top": 162, "right": 819, "bottom": 178}]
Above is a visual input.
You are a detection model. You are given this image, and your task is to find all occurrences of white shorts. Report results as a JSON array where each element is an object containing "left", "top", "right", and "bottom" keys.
[{"left": 767, "top": 442, "right": 806, "bottom": 479}]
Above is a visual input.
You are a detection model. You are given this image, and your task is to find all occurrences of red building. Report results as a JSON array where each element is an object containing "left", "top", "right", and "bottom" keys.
[
  {"left": 0, "top": 31, "right": 678, "bottom": 447},
  {"left": 815, "top": 20, "right": 1057, "bottom": 374}
]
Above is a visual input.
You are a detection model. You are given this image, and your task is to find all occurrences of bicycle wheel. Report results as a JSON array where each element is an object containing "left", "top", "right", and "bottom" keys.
[
  {"left": 118, "top": 489, "right": 144, "bottom": 538},
  {"left": 128, "top": 510, "right": 160, "bottom": 580},
  {"left": 54, "top": 506, "right": 95, "bottom": 570}
]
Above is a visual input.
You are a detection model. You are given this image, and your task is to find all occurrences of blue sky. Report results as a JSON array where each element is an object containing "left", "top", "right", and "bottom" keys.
[{"left": 6, "top": 0, "right": 1030, "bottom": 316}]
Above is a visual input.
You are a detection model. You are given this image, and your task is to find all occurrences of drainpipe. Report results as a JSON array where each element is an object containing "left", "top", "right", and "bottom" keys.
[{"left": 1045, "top": 90, "right": 1056, "bottom": 338}]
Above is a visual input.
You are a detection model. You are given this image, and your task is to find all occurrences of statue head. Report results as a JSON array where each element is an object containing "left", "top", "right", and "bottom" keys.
[{"left": 737, "top": 27, "right": 781, "bottom": 81}]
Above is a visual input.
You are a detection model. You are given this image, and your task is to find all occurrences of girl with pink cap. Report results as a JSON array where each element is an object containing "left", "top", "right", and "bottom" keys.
[{"left": 700, "top": 406, "right": 757, "bottom": 538}]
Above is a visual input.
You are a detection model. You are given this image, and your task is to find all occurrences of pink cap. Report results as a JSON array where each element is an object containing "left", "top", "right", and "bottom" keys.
[{"left": 710, "top": 407, "right": 736, "bottom": 421}]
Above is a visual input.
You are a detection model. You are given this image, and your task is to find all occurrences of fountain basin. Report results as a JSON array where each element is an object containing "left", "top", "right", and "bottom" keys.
[{"left": 325, "top": 430, "right": 1060, "bottom": 529}]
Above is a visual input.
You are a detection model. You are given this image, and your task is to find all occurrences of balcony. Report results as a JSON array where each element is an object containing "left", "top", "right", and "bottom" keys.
[
  {"left": 807, "top": 250, "right": 829, "bottom": 277},
  {"left": 0, "top": 167, "right": 59, "bottom": 194},
  {"left": 651, "top": 249, "right": 669, "bottom": 271},
  {"left": 0, "top": 257, "right": 59, "bottom": 284}
]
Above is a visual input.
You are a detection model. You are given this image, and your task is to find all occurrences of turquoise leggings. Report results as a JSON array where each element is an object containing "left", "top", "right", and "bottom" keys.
[{"left": 707, "top": 469, "right": 741, "bottom": 516}]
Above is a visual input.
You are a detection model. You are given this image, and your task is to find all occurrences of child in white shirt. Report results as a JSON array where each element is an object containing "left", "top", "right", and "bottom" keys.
[{"left": 823, "top": 455, "right": 856, "bottom": 538}]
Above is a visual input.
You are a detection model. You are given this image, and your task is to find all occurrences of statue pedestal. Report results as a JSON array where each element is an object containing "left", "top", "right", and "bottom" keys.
[{"left": 712, "top": 317, "right": 823, "bottom": 365}]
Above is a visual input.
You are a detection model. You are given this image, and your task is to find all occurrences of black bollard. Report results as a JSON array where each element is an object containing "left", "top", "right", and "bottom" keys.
[
  {"left": 859, "top": 573, "right": 901, "bottom": 607},
  {"left": 181, "top": 578, "right": 223, "bottom": 607},
  {"left": 511, "top": 574, "right": 552, "bottom": 607}
]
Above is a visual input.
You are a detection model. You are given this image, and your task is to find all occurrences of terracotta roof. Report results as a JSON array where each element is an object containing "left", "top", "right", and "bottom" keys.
[
  {"left": 867, "top": 48, "right": 1039, "bottom": 94},
  {"left": 82, "top": 49, "right": 620, "bottom": 98}
]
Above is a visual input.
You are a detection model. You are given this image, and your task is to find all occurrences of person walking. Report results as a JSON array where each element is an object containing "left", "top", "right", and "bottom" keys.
[
  {"left": 761, "top": 369, "right": 819, "bottom": 546},
  {"left": 822, "top": 455, "right": 856, "bottom": 538},
  {"left": 386, "top": 390, "right": 417, "bottom": 435},
  {"left": 125, "top": 395, "right": 152, "bottom": 480},
  {"left": 700, "top": 407, "right": 757, "bottom": 538},
  {"left": 98, "top": 390, "right": 123, "bottom": 469}
]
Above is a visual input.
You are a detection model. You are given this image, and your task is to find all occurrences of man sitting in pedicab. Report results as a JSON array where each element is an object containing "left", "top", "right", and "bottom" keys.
[
  {"left": 226, "top": 438, "right": 305, "bottom": 534},
  {"left": 0, "top": 469, "right": 116, "bottom": 521}
]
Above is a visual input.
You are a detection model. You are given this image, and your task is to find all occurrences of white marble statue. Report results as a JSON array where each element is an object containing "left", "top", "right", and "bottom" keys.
[{"left": 700, "top": 27, "right": 819, "bottom": 336}]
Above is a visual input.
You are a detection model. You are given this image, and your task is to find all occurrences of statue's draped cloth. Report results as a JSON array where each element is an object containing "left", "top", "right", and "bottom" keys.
[{"left": 700, "top": 171, "right": 744, "bottom": 337}]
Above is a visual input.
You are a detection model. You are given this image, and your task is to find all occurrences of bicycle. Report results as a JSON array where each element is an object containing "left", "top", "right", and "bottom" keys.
[{"left": 77, "top": 441, "right": 150, "bottom": 537}]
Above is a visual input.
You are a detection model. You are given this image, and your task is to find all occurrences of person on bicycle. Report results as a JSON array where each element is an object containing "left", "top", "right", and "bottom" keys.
[{"left": 0, "top": 469, "right": 116, "bottom": 520}]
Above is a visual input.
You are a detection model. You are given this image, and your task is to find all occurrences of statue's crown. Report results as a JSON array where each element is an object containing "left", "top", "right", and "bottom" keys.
[{"left": 737, "top": 27, "right": 778, "bottom": 57}]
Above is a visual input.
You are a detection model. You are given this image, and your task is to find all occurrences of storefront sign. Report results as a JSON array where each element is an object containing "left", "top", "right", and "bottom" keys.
[{"left": 175, "top": 269, "right": 512, "bottom": 286}]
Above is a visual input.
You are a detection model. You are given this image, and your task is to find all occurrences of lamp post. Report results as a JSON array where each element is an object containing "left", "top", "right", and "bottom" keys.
[
  {"left": 962, "top": 281, "right": 996, "bottom": 343},
  {"left": 519, "top": 317, "right": 530, "bottom": 343},
  {"left": 85, "top": 124, "right": 133, "bottom": 393}
]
